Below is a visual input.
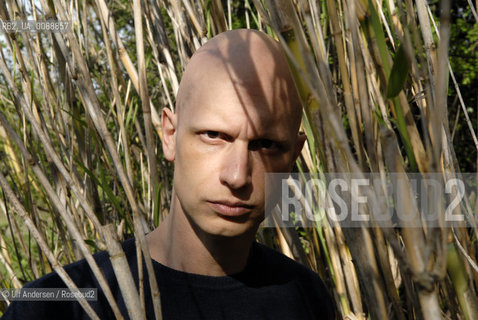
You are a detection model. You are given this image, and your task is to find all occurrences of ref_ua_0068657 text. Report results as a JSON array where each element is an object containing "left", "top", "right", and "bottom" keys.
[{"left": 0, "top": 20, "right": 71, "bottom": 33}]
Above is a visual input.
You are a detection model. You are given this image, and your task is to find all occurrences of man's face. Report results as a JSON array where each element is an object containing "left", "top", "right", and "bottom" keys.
[{"left": 162, "top": 33, "right": 304, "bottom": 239}]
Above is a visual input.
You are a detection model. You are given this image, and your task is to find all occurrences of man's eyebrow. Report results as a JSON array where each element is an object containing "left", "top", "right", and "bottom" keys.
[
  {"left": 250, "top": 134, "right": 292, "bottom": 147},
  {"left": 253, "top": 134, "right": 287, "bottom": 141},
  {"left": 189, "top": 124, "right": 231, "bottom": 132}
]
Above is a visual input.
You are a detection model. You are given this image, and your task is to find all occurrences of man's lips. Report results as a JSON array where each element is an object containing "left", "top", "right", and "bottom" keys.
[{"left": 207, "top": 200, "right": 255, "bottom": 217}]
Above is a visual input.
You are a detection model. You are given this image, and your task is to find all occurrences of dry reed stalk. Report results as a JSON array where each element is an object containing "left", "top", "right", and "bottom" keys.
[
  {"left": 325, "top": 225, "right": 361, "bottom": 317},
  {"left": 103, "top": 224, "right": 145, "bottom": 320},
  {"left": 97, "top": 7, "right": 134, "bottom": 185},
  {"left": 345, "top": 0, "right": 378, "bottom": 171},
  {"left": 143, "top": 1, "right": 178, "bottom": 110},
  {"left": 327, "top": 0, "right": 366, "bottom": 170},
  {"left": 382, "top": 128, "right": 443, "bottom": 320},
  {"left": 415, "top": 0, "right": 438, "bottom": 79},
  {"left": 131, "top": 3, "right": 163, "bottom": 316},
  {"left": 133, "top": 0, "right": 158, "bottom": 221},
  {"left": 206, "top": 0, "right": 228, "bottom": 35},
  {"left": 182, "top": 0, "right": 206, "bottom": 36}
]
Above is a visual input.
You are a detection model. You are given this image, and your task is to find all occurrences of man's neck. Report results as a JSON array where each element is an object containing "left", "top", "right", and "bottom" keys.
[{"left": 146, "top": 195, "right": 256, "bottom": 276}]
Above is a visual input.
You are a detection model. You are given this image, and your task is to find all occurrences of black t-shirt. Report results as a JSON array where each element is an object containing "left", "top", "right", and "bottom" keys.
[{"left": 1, "top": 238, "right": 335, "bottom": 319}]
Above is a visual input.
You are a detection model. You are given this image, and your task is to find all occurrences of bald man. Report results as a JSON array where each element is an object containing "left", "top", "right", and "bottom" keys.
[{"left": 1, "top": 29, "right": 335, "bottom": 320}]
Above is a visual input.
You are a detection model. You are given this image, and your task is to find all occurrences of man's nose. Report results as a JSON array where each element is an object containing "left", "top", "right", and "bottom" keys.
[{"left": 219, "top": 142, "right": 252, "bottom": 190}]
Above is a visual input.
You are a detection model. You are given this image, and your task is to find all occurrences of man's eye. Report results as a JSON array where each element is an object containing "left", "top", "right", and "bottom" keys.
[
  {"left": 204, "top": 131, "right": 220, "bottom": 139},
  {"left": 259, "top": 140, "right": 274, "bottom": 148},
  {"left": 250, "top": 139, "right": 280, "bottom": 151}
]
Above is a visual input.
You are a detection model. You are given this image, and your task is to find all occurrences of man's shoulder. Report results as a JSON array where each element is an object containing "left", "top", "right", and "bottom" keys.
[{"left": 249, "top": 242, "right": 331, "bottom": 293}]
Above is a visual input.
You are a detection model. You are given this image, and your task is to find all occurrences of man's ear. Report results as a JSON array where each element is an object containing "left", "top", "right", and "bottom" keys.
[{"left": 161, "top": 108, "right": 177, "bottom": 161}]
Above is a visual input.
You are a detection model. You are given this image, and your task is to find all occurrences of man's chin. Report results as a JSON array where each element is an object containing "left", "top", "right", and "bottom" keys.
[
  {"left": 216, "top": 212, "right": 251, "bottom": 223},
  {"left": 200, "top": 219, "right": 260, "bottom": 239}
]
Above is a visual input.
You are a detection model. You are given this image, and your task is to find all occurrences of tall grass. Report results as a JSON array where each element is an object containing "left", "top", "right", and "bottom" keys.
[{"left": 0, "top": 0, "right": 476, "bottom": 319}]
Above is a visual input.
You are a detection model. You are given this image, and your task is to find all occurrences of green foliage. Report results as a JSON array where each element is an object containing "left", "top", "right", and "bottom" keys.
[
  {"left": 386, "top": 44, "right": 410, "bottom": 98},
  {"left": 447, "top": 1, "right": 478, "bottom": 172}
]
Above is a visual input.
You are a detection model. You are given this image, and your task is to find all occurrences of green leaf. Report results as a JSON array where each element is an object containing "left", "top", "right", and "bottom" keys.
[
  {"left": 368, "top": 0, "right": 390, "bottom": 74},
  {"left": 84, "top": 239, "right": 99, "bottom": 251},
  {"left": 386, "top": 44, "right": 410, "bottom": 98}
]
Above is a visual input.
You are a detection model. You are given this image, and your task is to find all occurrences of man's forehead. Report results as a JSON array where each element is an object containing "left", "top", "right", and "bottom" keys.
[
  {"left": 175, "top": 29, "right": 302, "bottom": 131},
  {"left": 189, "top": 71, "right": 296, "bottom": 121}
]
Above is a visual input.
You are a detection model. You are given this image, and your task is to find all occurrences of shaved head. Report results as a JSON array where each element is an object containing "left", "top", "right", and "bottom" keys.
[{"left": 175, "top": 29, "right": 302, "bottom": 133}]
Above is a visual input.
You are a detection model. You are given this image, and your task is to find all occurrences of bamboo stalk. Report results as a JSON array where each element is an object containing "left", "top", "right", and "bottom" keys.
[
  {"left": 103, "top": 224, "right": 145, "bottom": 320},
  {"left": 381, "top": 127, "right": 443, "bottom": 320},
  {"left": 133, "top": 0, "right": 159, "bottom": 224},
  {"left": 97, "top": 6, "right": 134, "bottom": 185}
]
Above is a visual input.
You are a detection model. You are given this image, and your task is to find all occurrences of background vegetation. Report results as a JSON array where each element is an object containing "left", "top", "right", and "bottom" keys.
[{"left": 0, "top": 0, "right": 477, "bottom": 319}]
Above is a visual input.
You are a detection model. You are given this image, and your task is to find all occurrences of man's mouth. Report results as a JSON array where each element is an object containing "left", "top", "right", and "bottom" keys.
[{"left": 207, "top": 200, "right": 255, "bottom": 217}]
